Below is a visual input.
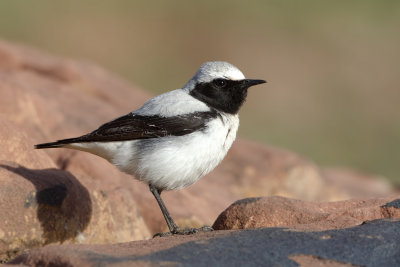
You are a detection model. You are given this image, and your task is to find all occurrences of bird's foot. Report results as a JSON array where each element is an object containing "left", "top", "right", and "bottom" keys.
[{"left": 153, "top": 226, "right": 214, "bottom": 238}]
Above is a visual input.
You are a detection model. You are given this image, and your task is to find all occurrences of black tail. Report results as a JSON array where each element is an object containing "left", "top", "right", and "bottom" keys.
[
  {"left": 35, "top": 141, "right": 66, "bottom": 149},
  {"left": 34, "top": 137, "right": 83, "bottom": 149}
]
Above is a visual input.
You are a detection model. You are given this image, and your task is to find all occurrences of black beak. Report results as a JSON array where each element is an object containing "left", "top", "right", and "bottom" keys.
[{"left": 242, "top": 79, "right": 267, "bottom": 87}]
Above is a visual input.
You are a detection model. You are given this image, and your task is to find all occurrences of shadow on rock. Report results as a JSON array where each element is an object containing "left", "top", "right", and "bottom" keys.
[
  {"left": 83, "top": 219, "right": 400, "bottom": 267},
  {"left": 0, "top": 164, "right": 92, "bottom": 244}
]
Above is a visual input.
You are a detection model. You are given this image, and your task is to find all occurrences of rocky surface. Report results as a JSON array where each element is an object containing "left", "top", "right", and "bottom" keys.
[
  {"left": 0, "top": 40, "right": 153, "bottom": 261},
  {"left": 0, "top": 39, "right": 399, "bottom": 264},
  {"left": 213, "top": 195, "right": 400, "bottom": 231},
  {"left": 10, "top": 219, "right": 400, "bottom": 267}
]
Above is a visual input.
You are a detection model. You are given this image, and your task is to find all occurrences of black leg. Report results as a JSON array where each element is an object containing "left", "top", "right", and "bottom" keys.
[
  {"left": 149, "top": 184, "right": 179, "bottom": 233},
  {"left": 149, "top": 184, "right": 214, "bottom": 237}
]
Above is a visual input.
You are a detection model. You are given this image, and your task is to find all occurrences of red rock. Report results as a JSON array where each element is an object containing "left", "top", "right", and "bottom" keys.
[
  {"left": 0, "top": 117, "right": 55, "bottom": 170},
  {"left": 0, "top": 138, "right": 150, "bottom": 261},
  {"left": 213, "top": 195, "right": 400, "bottom": 231},
  {"left": 0, "top": 40, "right": 151, "bottom": 262}
]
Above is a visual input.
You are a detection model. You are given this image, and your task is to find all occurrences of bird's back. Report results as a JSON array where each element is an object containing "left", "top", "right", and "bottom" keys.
[{"left": 134, "top": 89, "right": 210, "bottom": 117}]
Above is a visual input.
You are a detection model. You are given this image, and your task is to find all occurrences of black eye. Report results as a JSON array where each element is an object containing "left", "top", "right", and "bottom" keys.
[{"left": 213, "top": 79, "right": 227, "bottom": 88}]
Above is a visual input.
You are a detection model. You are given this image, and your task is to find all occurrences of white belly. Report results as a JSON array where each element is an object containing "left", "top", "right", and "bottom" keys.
[{"left": 69, "top": 113, "right": 239, "bottom": 191}]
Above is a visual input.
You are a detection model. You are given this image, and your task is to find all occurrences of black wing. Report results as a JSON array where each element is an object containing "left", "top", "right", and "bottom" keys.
[{"left": 35, "top": 110, "right": 218, "bottom": 148}]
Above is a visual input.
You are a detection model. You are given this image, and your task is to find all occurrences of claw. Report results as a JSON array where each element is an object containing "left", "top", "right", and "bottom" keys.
[
  {"left": 153, "top": 226, "right": 214, "bottom": 238},
  {"left": 153, "top": 232, "right": 173, "bottom": 238}
]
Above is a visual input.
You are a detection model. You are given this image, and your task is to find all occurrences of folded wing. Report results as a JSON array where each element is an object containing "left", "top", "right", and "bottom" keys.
[{"left": 35, "top": 110, "right": 218, "bottom": 149}]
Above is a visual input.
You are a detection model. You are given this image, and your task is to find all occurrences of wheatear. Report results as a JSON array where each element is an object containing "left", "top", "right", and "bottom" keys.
[{"left": 36, "top": 61, "right": 266, "bottom": 236}]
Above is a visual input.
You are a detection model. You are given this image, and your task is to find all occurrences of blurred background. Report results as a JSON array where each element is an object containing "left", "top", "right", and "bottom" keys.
[{"left": 0, "top": 0, "right": 399, "bottom": 185}]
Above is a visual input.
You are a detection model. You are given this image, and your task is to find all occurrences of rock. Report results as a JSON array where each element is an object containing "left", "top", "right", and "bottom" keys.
[
  {"left": 0, "top": 117, "right": 55, "bottom": 170},
  {"left": 0, "top": 144, "right": 150, "bottom": 262},
  {"left": 10, "top": 219, "right": 400, "bottom": 266},
  {"left": 321, "top": 167, "right": 394, "bottom": 199},
  {"left": 0, "top": 160, "right": 92, "bottom": 260},
  {"left": 0, "top": 40, "right": 151, "bottom": 262},
  {"left": 213, "top": 196, "right": 400, "bottom": 231}
]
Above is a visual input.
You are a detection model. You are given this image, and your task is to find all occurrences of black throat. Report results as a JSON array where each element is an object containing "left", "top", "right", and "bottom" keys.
[{"left": 189, "top": 79, "right": 249, "bottom": 114}]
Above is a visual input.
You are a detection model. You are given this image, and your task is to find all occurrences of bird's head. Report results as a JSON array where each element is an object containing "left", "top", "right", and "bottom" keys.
[{"left": 184, "top": 61, "right": 266, "bottom": 114}]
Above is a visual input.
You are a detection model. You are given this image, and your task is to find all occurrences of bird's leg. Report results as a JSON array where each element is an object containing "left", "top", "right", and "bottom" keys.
[
  {"left": 149, "top": 184, "right": 179, "bottom": 234},
  {"left": 149, "top": 184, "right": 213, "bottom": 237}
]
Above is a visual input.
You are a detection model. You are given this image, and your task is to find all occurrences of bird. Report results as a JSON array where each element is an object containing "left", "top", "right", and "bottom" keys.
[{"left": 35, "top": 61, "right": 266, "bottom": 236}]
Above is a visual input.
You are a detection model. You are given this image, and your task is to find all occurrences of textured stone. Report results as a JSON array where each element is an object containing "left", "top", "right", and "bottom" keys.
[
  {"left": 0, "top": 161, "right": 91, "bottom": 259},
  {"left": 213, "top": 196, "right": 400, "bottom": 231},
  {"left": 0, "top": 40, "right": 151, "bottom": 262},
  {"left": 10, "top": 219, "right": 400, "bottom": 267},
  {"left": 0, "top": 143, "right": 150, "bottom": 262}
]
